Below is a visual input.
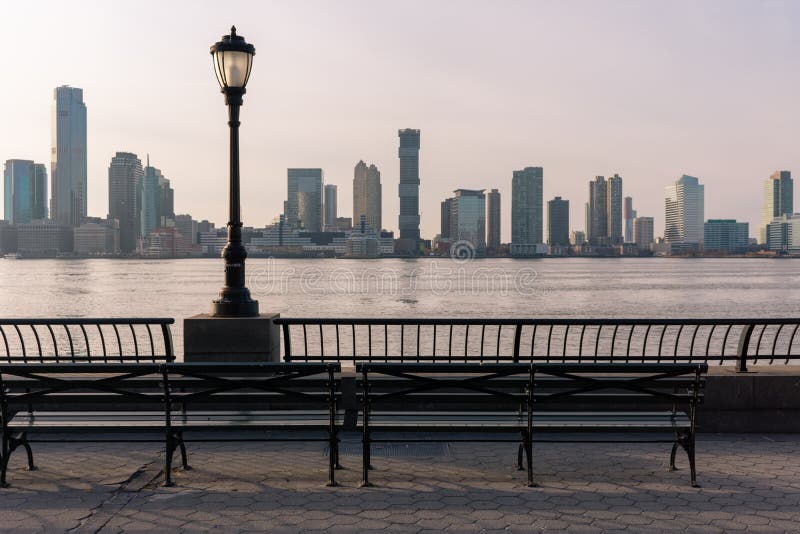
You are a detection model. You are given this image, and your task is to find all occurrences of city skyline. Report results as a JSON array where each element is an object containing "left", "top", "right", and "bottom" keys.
[{"left": 2, "top": 2, "right": 798, "bottom": 242}]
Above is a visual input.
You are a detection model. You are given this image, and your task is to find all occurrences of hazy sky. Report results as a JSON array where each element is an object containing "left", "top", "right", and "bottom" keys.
[{"left": 2, "top": 0, "right": 799, "bottom": 241}]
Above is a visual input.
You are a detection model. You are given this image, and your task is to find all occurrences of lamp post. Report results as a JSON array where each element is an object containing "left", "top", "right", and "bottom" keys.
[{"left": 210, "top": 26, "right": 258, "bottom": 317}]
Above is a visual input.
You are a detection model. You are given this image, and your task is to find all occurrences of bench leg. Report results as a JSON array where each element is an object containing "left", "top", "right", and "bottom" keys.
[
  {"left": 669, "top": 436, "right": 679, "bottom": 471},
  {"left": 675, "top": 431, "right": 699, "bottom": 487},
  {"left": 20, "top": 434, "right": 35, "bottom": 471},
  {"left": 360, "top": 432, "right": 372, "bottom": 487},
  {"left": 164, "top": 434, "right": 175, "bottom": 487},
  {"left": 327, "top": 430, "right": 338, "bottom": 487},
  {"left": 177, "top": 433, "right": 190, "bottom": 470},
  {"left": 1, "top": 432, "right": 9, "bottom": 487},
  {"left": 524, "top": 430, "right": 535, "bottom": 488}
]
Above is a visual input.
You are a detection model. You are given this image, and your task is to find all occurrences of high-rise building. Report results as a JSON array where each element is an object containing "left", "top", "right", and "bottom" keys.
[
  {"left": 633, "top": 217, "right": 654, "bottom": 251},
  {"left": 440, "top": 198, "right": 453, "bottom": 239},
  {"left": 4, "top": 160, "right": 47, "bottom": 224},
  {"left": 324, "top": 184, "right": 338, "bottom": 231},
  {"left": 623, "top": 196, "right": 636, "bottom": 243},
  {"left": 511, "top": 167, "right": 543, "bottom": 256},
  {"left": 449, "top": 189, "right": 486, "bottom": 254},
  {"left": 158, "top": 175, "right": 174, "bottom": 227},
  {"left": 486, "top": 189, "right": 501, "bottom": 253},
  {"left": 704, "top": 219, "right": 749, "bottom": 254},
  {"left": 547, "top": 197, "right": 569, "bottom": 246},
  {"left": 286, "top": 168, "right": 323, "bottom": 232},
  {"left": 760, "top": 171, "right": 793, "bottom": 244},
  {"left": 665, "top": 174, "right": 705, "bottom": 251},
  {"left": 108, "top": 152, "right": 143, "bottom": 253},
  {"left": 588, "top": 176, "right": 608, "bottom": 246},
  {"left": 353, "top": 161, "right": 382, "bottom": 232},
  {"left": 140, "top": 157, "right": 163, "bottom": 238},
  {"left": 607, "top": 174, "right": 623, "bottom": 245},
  {"left": 51, "top": 86, "right": 87, "bottom": 226},
  {"left": 398, "top": 129, "right": 421, "bottom": 241}
]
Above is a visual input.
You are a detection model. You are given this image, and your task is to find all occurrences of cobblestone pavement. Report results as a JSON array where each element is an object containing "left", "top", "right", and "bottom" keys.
[{"left": 1, "top": 433, "right": 799, "bottom": 533}]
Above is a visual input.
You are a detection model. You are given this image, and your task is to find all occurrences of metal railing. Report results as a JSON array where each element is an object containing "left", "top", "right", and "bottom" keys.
[
  {"left": 275, "top": 318, "right": 800, "bottom": 371},
  {"left": 0, "top": 318, "right": 175, "bottom": 363}
]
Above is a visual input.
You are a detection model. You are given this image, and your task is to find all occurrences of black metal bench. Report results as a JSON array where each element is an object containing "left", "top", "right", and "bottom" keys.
[
  {"left": 356, "top": 363, "right": 707, "bottom": 487},
  {"left": 0, "top": 362, "right": 341, "bottom": 487}
]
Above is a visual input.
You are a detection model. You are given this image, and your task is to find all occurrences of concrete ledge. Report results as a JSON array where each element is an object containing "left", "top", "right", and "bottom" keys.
[{"left": 183, "top": 313, "right": 281, "bottom": 362}]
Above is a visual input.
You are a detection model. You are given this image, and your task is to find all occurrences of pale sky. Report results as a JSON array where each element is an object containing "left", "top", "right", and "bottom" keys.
[{"left": 2, "top": 0, "right": 799, "bottom": 241}]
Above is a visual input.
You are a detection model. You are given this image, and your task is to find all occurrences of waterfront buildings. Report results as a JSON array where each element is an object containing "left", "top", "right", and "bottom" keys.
[
  {"left": 624, "top": 196, "right": 636, "bottom": 243},
  {"left": 397, "top": 129, "right": 421, "bottom": 242},
  {"left": 175, "top": 214, "right": 199, "bottom": 245},
  {"left": 664, "top": 175, "right": 704, "bottom": 252},
  {"left": 448, "top": 189, "right": 486, "bottom": 254},
  {"left": 158, "top": 174, "right": 174, "bottom": 228},
  {"left": 607, "top": 174, "right": 623, "bottom": 245},
  {"left": 108, "top": 152, "right": 143, "bottom": 253},
  {"left": 74, "top": 217, "right": 119, "bottom": 255},
  {"left": 3, "top": 160, "right": 47, "bottom": 224},
  {"left": 286, "top": 168, "right": 323, "bottom": 232},
  {"left": 140, "top": 159, "right": 162, "bottom": 238},
  {"left": 511, "top": 167, "right": 543, "bottom": 256},
  {"left": 335, "top": 217, "right": 352, "bottom": 231},
  {"left": 440, "top": 198, "right": 453, "bottom": 240},
  {"left": 324, "top": 184, "right": 338, "bottom": 231},
  {"left": 633, "top": 216, "right": 654, "bottom": 251},
  {"left": 704, "top": 219, "right": 749, "bottom": 254},
  {"left": 486, "top": 189, "right": 501, "bottom": 254},
  {"left": 570, "top": 230, "right": 586, "bottom": 246},
  {"left": 547, "top": 197, "right": 570, "bottom": 246},
  {"left": 142, "top": 227, "right": 189, "bottom": 258},
  {"left": 760, "top": 171, "right": 793, "bottom": 244},
  {"left": 353, "top": 161, "right": 382, "bottom": 232},
  {"left": 51, "top": 86, "right": 87, "bottom": 227},
  {"left": 588, "top": 176, "right": 608, "bottom": 246},
  {"left": 766, "top": 214, "right": 800, "bottom": 255},
  {"left": 16, "top": 220, "right": 73, "bottom": 256}
]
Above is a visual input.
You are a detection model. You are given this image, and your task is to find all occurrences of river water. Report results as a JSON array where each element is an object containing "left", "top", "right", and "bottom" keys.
[{"left": 1, "top": 257, "right": 797, "bottom": 355}]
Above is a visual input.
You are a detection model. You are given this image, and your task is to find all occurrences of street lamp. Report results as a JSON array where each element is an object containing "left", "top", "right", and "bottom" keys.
[{"left": 210, "top": 26, "right": 258, "bottom": 317}]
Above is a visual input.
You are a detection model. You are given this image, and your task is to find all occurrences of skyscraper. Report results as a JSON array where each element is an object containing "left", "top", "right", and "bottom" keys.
[
  {"left": 51, "top": 86, "right": 87, "bottom": 226},
  {"left": 108, "top": 152, "right": 143, "bottom": 253},
  {"left": 547, "top": 197, "right": 570, "bottom": 246},
  {"left": 324, "top": 184, "right": 338, "bottom": 231},
  {"left": 286, "top": 169, "right": 323, "bottom": 232},
  {"left": 665, "top": 175, "right": 705, "bottom": 251},
  {"left": 4, "top": 160, "right": 47, "bottom": 224},
  {"left": 607, "top": 174, "right": 623, "bottom": 245},
  {"left": 158, "top": 175, "right": 174, "bottom": 227},
  {"left": 449, "top": 189, "right": 486, "bottom": 254},
  {"left": 353, "top": 161, "right": 382, "bottom": 232},
  {"left": 511, "top": 167, "right": 543, "bottom": 256},
  {"left": 760, "top": 170, "right": 793, "bottom": 244},
  {"left": 440, "top": 198, "right": 453, "bottom": 239},
  {"left": 623, "top": 196, "right": 636, "bottom": 243},
  {"left": 140, "top": 157, "right": 163, "bottom": 238},
  {"left": 588, "top": 176, "right": 608, "bottom": 246},
  {"left": 486, "top": 189, "right": 501, "bottom": 253},
  {"left": 398, "top": 129, "right": 421, "bottom": 241}
]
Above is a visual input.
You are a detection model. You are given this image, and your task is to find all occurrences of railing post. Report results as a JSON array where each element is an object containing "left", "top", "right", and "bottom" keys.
[
  {"left": 736, "top": 324, "right": 755, "bottom": 372},
  {"left": 282, "top": 323, "right": 291, "bottom": 362},
  {"left": 513, "top": 324, "right": 522, "bottom": 363}
]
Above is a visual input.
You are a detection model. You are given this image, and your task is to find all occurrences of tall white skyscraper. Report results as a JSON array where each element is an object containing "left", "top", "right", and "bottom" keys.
[
  {"left": 51, "top": 86, "right": 87, "bottom": 226},
  {"left": 607, "top": 174, "right": 623, "bottom": 246},
  {"left": 324, "top": 184, "right": 338, "bottom": 231},
  {"left": 760, "top": 170, "right": 793, "bottom": 244},
  {"left": 665, "top": 175, "right": 705, "bottom": 250}
]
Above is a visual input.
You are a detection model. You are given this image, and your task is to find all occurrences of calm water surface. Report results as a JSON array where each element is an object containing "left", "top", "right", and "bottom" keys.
[{"left": 1, "top": 257, "right": 797, "bottom": 355}]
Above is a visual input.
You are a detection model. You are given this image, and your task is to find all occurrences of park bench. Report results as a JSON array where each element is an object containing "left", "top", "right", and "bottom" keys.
[
  {"left": 0, "top": 362, "right": 342, "bottom": 487},
  {"left": 356, "top": 362, "right": 706, "bottom": 487}
]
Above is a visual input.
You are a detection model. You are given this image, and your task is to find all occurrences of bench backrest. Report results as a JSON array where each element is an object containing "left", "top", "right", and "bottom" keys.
[
  {"left": 0, "top": 319, "right": 175, "bottom": 363},
  {"left": 279, "top": 318, "right": 800, "bottom": 370}
]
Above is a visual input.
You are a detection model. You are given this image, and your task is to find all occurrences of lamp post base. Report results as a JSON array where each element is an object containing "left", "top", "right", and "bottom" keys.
[{"left": 211, "top": 299, "right": 259, "bottom": 317}]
